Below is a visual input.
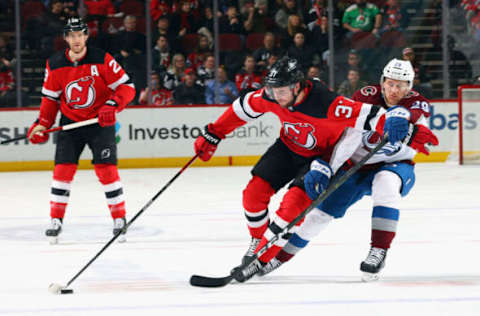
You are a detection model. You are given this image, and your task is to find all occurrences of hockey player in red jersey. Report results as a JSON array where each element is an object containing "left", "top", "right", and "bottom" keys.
[
  {"left": 257, "top": 58, "right": 439, "bottom": 282},
  {"left": 27, "top": 18, "right": 135, "bottom": 244},
  {"left": 193, "top": 56, "right": 429, "bottom": 282}
]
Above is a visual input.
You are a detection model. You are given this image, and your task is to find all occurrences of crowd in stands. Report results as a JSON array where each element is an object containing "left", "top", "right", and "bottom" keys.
[{"left": 0, "top": 0, "right": 479, "bottom": 107}]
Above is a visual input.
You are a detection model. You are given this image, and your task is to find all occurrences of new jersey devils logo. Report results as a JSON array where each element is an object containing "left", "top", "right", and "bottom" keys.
[
  {"left": 284, "top": 122, "right": 316, "bottom": 149},
  {"left": 66, "top": 76, "right": 96, "bottom": 109}
]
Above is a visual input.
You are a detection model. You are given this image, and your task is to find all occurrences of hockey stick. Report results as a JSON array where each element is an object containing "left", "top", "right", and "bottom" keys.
[
  {"left": 1, "top": 118, "right": 99, "bottom": 145},
  {"left": 190, "top": 135, "right": 389, "bottom": 288},
  {"left": 49, "top": 153, "right": 199, "bottom": 295}
]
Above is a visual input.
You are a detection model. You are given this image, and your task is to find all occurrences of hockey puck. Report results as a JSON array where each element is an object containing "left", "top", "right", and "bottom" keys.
[{"left": 60, "top": 288, "right": 74, "bottom": 294}]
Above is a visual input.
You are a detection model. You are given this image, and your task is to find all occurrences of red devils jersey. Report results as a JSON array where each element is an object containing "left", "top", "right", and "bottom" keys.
[
  {"left": 212, "top": 80, "right": 387, "bottom": 158},
  {"left": 352, "top": 84, "right": 431, "bottom": 123},
  {"left": 38, "top": 46, "right": 135, "bottom": 127},
  {"left": 235, "top": 71, "right": 264, "bottom": 92}
]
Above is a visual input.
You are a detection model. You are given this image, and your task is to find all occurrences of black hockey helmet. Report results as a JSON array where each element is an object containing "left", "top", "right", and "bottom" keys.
[
  {"left": 63, "top": 17, "right": 88, "bottom": 37},
  {"left": 264, "top": 56, "right": 304, "bottom": 88}
]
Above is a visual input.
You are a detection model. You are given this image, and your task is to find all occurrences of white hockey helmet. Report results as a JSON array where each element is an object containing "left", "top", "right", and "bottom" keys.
[{"left": 381, "top": 58, "right": 415, "bottom": 90}]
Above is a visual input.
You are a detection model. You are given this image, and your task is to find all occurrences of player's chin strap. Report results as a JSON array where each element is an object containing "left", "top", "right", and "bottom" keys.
[{"left": 190, "top": 133, "right": 390, "bottom": 288}]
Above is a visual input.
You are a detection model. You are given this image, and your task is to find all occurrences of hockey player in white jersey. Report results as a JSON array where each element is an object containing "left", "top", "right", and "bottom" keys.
[{"left": 258, "top": 58, "right": 439, "bottom": 281}]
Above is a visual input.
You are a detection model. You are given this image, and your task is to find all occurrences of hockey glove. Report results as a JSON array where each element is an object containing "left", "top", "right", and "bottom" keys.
[
  {"left": 405, "top": 124, "right": 439, "bottom": 155},
  {"left": 27, "top": 121, "right": 49, "bottom": 144},
  {"left": 304, "top": 159, "right": 332, "bottom": 201},
  {"left": 98, "top": 100, "right": 118, "bottom": 127},
  {"left": 384, "top": 106, "right": 410, "bottom": 144},
  {"left": 194, "top": 124, "right": 225, "bottom": 161}
]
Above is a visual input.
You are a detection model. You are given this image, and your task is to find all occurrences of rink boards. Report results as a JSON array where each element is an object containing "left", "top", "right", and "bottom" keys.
[{"left": 0, "top": 100, "right": 473, "bottom": 171}]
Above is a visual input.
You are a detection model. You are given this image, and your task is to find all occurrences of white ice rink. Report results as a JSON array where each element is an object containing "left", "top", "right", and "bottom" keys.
[{"left": 1, "top": 163, "right": 479, "bottom": 316}]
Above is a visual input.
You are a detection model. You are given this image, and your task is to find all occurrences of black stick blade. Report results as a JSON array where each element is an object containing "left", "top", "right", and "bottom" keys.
[{"left": 189, "top": 275, "right": 233, "bottom": 288}]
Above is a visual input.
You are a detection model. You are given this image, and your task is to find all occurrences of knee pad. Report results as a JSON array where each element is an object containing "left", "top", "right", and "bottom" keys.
[
  {"left": 242, "top": 176, "right": 275, "bottom": 212},
  {"left": 53, "top": 164, "right": 77, "bottom": 182},
  {"left": 372, "top": 170, "right": 401, "bottom": 208},
  {"left": 94, "top": 164, "right": 120, "bottom": 185}
]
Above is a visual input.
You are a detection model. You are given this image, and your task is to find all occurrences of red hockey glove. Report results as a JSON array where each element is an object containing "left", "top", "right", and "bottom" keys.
[
  {"left": 27, "top": 121, "right": 49, "bottom": 144},
  {"left": 194, "top": 124, "right": 225, "bottom": 161},
  {"left": 405, "top": 124, "right": 439, "bottom": 155},
  {"left": 98, "top": 100, "right": 118, "bottom": 127}
]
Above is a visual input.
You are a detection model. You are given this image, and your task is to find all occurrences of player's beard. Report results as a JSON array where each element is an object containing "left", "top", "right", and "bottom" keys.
[{"left": 71, "top": 43, "right": 86, "bottom": 55}]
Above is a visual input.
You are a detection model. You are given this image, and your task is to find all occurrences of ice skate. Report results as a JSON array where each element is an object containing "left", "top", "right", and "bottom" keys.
[
  {"left": 113, "top": 217, "right": 127, "bottom": 243},
  {"left": 45, "top": 218, "right": 62, "bottom": 245},
  {"left": 241, "top": 237, "right": 261, "bottom": 265},
  {"left": 231, "top": 259, "right": 263, "bottom": 283},
  {"left": 257, "top": 257, "right": 283, "bottom": 276},
  {"left": 360, "top": 247, "right": 387, "bottom": 282}
]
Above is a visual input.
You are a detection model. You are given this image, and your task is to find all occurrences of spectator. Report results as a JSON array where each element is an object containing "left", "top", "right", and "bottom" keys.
[
  {"left": 187, "top": 34, "right": 212, "bottom": 70},
  {"left": 252, "top": 32, "right": 282, "bottom": 70},
  {"left": 197, "top": 7, "right": 215, "bottom": 34},
  {"left": 287, "top": 32, "right": 316, "bottom": 71},
  {"left": 275, "top": 0, "right": 304, "bottom": 30},
  {"left": 84, "top": 0, "right": 120, "bottom": 37},
  {"left": 113, "top": 15, "right": 147, "bottom": 97},
  {"left": 310, "top": 15, "right": 329, "bottom": 56},
  {"left": 401, "top": 46, "right": 432, "bottom": 92},
  {"left": 243, "top": 0, "right": 276, "bottom": 33},
  {"left": 197, "top": 54, "right": 216, "bottom": 86},
  {"left": 447, "top": 35, "right": 473, "bottom": 81},
  {"left": 342, "top": 0, "right": 382, "bottom": 38},
  {"left": 378, "top": 0, "right": 408, "bottom": 34},
  {"left": 336, "top": 49, "right": 369, "bottom": 86},
  {"left": 26, "top": 0, "right": 67, "bottom": 54},
  {"left": 150, "top": 0, "right": 173, "bottom": 22},
  {"left": 152, "top": 34, "right": 172, "bottom": 74},
  {"left": 163, "top": 53, "right": 187, "bottom": 90},
  {"left": 306, "top": 65, "right": 322, "bottom": 80},
  {"left": 139, "top": 72, "right": 174, "bottom": 106},
  {"left": 0, "top": 58, "right": 15, "bottom": 107},
  {"left": 235, "top": 55, "right": 264, "bottom": 92},
  {"left": 305, "top": 0, "right": 327, "bottom": 28},
  {"left": 62, "top": 0, "right": 79, "bottom": 17},
  {"left": 171, "top": 0, "right": 198, "bottom": 38},
  {"left": 152, "top": 15, "right": 178, "bottom": 52},
  {"left": 220, "top": 5, "right": 246, "bottom": 34},
  {"left": 473, "top": 74, "right": 480, "bottom": 84},
  {"left": 337, "top": 68, "right": 368, "bottom": 98},
  {"left": 206, "top": 66, "right": 239, "bottom": 104},
  {"left": 264, "top": 52, "right": 280, "bottom": 71},
  {"left": 173, "top": 68, "right": 205, "bottom": 104},
  {"left": 279, "top": 14, "right": 309, "bottom": 48}
]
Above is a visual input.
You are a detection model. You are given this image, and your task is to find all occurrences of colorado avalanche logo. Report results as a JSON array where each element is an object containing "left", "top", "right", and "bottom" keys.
[
  {"left": 284, "top": 122, "right": 316, "bottom": 149},
  {"left": 65, "top": 76, "right": 96, "bottom": 109},
  {"left": 363, "top": 131, "right": 401, "bottom": 156}
]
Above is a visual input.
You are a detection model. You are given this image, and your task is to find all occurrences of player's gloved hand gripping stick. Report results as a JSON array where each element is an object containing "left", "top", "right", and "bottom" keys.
[
  {"left": 1, "top": 118, "right": 99, "bottom": 145},
  {"left": 189, "top": 134, "right": 390, "bottom": 288}
]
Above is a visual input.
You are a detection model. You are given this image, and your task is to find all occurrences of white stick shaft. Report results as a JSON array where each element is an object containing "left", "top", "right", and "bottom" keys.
[{"left": 61, "top": 118, "right": 98, "bottom": 131}]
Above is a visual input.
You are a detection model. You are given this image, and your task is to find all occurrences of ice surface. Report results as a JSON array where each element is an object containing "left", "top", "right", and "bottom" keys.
[{"left": 0, "top": 163, "right": 479, "bottom": 315}]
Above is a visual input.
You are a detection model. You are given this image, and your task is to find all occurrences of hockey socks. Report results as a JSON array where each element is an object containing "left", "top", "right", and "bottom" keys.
[
  {"left": 50, "top": 164, "right": 77, "bottom": 219},
  {"left": 371, "top": 206, "right": 399, "bottom": 249},
  {"left": 242, "top": 176, "right": 275, "bottom": 238},
  {"left": 94, "top": 164, "right": 126, "bottom": 219}
]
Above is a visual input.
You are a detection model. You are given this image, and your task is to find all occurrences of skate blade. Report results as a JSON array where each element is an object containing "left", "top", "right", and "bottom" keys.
[
  {"left": 48, "top": 236, "right": 59, "bottom": 245},
  {"left": 362, "top": 272, "right": 380, "bottom": 282}
]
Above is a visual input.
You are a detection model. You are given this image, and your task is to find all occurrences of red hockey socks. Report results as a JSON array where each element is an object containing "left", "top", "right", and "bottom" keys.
[
  {"left": 50, "top": 164, "right": 77, "bottom": 219},
  {"left": 242, "top": 176, "right": 275, "bottom": 238},
  {"left": 94, "top": 164, "right": 126, "bottom": 219}
]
